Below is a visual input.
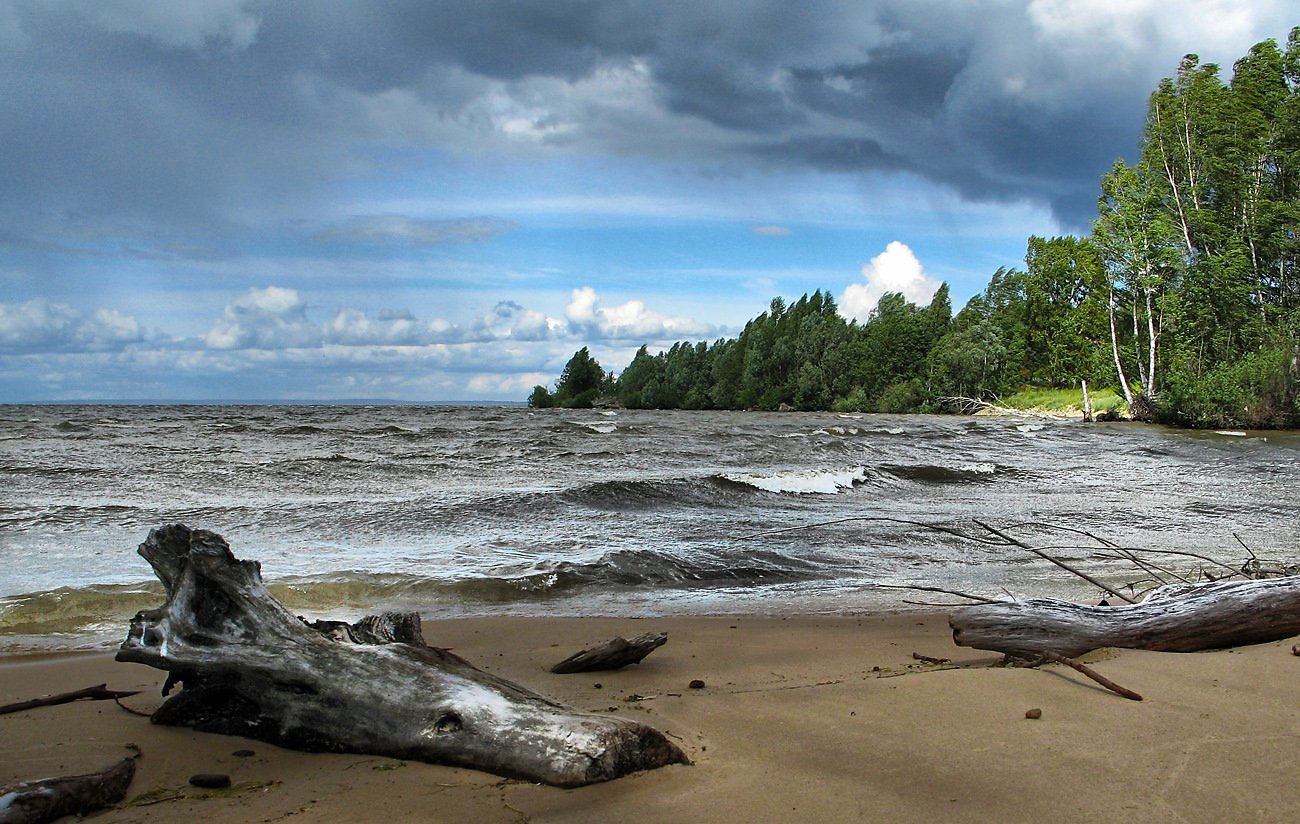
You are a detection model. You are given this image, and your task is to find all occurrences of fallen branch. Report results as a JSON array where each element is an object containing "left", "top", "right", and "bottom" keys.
[
  {"left": 943, "top": 396, "right": 1071, "bottom": 420},
  {"left": 0, "top": 746, "right": 139, "bottom": 824},
  {"left": 0, "top": 684, "right": 141, "bottom": 716},
  {"left": 1020, "top": 651, "right": 1143, "bottom": 701}
]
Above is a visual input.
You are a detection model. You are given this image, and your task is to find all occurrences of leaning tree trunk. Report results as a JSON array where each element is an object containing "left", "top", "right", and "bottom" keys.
[
  {"left": 115, "top": 525, "right": 687, "bottom": 787},
  {"left": 949, "top": 577, "right": 1300, "bottom": 659}
]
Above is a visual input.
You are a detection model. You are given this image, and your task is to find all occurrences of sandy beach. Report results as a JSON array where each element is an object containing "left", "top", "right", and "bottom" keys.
[{"left": 3, "top": 612, "right": 1299, "bottom": 823}]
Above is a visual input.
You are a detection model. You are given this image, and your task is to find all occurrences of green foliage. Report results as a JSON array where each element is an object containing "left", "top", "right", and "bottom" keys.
[
  {"left": 928, "top": 320, "right": 1008, "bottom": 399},
  {"left": 529, "top": 347, "right": 615, "bottom": 409},
  {"left": 1158, "top": 342, "right": 1298, "bottom": 428},
  {"left": 527, "top": 385, "right": 554, "bottom": 408}
]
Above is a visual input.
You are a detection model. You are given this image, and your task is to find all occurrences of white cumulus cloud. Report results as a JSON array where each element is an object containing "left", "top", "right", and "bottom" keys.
[
  {"left": 0, "top": 299, "right": 143, "bottom": 352},
  {"left": 565, "top": 286, "right": 712, "bottom": 341},
  {"left": 838, "top": 241, "right": 942, "bottom": 322},
  {"left": 205, "top": 286, "right": 321, "bottom": 350}
]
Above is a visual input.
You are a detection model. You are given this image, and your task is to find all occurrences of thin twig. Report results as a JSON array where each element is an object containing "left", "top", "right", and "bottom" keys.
[
  {"left": 870, "top": 582, "right": 1002, "bottom": 604},
  {"left": 973, "top": 520, "right": 1137, "bottom": 604},
  {"left": 1020, "top": 651, "right": 1143, "bottom": 701},
  {"left": 912, "top": 652, "right": 951, "bottom": 665},
  {"left": 1234, "top": 533, "right": 1258, "bottom": 562},
  {"left": 115, "top": 696, "right": 153, "bottom": 718}
]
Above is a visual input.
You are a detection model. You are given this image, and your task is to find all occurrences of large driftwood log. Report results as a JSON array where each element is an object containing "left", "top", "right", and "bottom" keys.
[
  {"left": 950, "top": 577, "right": 1300, "bottom": 658},
  {"left": 115, "top": 525, "right": 687, "bottom": 787},
  {"left": 0, "top": 754, "right": 136, "bottom": 824},
  {"left": 551, "top": 633, "right": 668, "bottom": 674}
]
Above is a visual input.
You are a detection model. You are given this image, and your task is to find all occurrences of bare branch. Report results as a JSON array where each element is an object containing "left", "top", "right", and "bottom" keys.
[
  {"left": 972, "top": 520, "right": 1137, "bottom": 604},
  {"left": 870, "top": 582, "right": 1002, "bottom": 605},
  {"left": 1020, "top": 651, "right": 1143, "bottom": 701},
  {"left": 0, "top": 684, "right": 142, "bottom": 716}
]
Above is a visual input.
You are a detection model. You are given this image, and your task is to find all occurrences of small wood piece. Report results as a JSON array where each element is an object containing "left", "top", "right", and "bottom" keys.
[
  {"left": 0, "top": 684, "right": 141, "bottom": 716},
  {"left": 116, "top": 525, "right": 687, "bottom": 788},
  {"left": 0, "top": 754, "right": 136, "bottom": 824},
  {"left": 951, "top": 577, "right": 1300, "bottom": 659},
  {"left": 911, "top": 652, "right": 951, "bottom": 665},
  {"left": 550, "top": 633, "right": 668, "bottom": 674}
]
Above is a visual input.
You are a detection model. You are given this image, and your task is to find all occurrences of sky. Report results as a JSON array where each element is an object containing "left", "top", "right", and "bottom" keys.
[{"left": 1, "top": 1, "right": 1294, "bottom": 402}]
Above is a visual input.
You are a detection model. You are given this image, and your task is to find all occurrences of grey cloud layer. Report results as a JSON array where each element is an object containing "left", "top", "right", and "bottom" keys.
[{"left": 4, "top": 0, "right": 1292, "bottom": 241}]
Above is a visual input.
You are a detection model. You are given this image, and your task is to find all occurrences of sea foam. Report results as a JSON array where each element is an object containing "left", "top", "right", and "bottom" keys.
[{"left": 723, "top": 466, "right": 869, "bottom": 494}]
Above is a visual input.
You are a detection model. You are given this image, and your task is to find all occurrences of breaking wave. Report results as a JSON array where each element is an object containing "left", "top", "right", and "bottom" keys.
[{"left": 721, "top": 467, "right": 870, "bottom": 495}]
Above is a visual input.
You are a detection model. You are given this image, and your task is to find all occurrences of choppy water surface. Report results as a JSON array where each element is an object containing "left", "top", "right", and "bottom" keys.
[{"left": 2, "top": 404, "right": 1297, "bottom": 651}]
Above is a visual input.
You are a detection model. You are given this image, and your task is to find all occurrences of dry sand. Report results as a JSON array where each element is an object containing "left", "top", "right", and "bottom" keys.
[{"left": 3, "top": 613, "right": 1299, "bottom": 823}]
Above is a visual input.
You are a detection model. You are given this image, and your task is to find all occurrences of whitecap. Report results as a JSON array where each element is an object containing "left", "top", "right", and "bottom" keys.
[
  {"left": 569, "top": 420, "right": 617, "bottom": 434},
  {"left": 724, "top": 466, "right": 869, "bottom": 494},
  {"left": 1215, "top": 430, "right": 1248, "bottom": 437}
]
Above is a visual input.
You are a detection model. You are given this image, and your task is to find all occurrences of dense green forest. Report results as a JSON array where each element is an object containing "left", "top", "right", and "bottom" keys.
[{"left": 531, "top": 31, "right": 1300, "bottom": 428}]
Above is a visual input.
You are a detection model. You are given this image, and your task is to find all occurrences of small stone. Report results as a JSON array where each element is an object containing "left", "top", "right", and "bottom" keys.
[
  {"left": 189, "top": 773, "right": 232, "bottom": 789},
  {"left": 1025, "top": 708, "right": 1043, "bottom": 720},
  {"left": 593, "top": 683, "right": 603, "bottom": 689},
  {"left": 688, "top": 679, "right": 706, "bottom": 689},
  {"left": 232, "top": 749, "right": 255, "bottom": 758}
]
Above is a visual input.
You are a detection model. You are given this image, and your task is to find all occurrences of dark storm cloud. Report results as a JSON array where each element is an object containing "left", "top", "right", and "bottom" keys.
[{"left": 1, "top": 0, "right": 1291, "bottom": 241}]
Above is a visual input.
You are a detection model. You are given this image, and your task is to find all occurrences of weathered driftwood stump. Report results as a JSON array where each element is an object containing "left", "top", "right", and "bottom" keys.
[
  {"left": 950, "top": 577, "right": 1300, "bottom": 658},
  {"left": 116, "top": 525, "right": 687, "bottom": 787},
  {"left": 551, "top": 633, "right": 668, "bottom": 674}
]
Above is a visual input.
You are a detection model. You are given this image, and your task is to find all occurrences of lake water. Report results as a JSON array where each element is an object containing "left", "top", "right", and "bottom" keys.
[{"left": 2, "top": 404, "right": 1297, "bottom": 651}]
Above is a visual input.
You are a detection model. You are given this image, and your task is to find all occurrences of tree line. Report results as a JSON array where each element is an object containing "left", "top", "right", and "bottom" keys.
[{"left": 531, "top": 30, "right": 1300, "bottom": 428}]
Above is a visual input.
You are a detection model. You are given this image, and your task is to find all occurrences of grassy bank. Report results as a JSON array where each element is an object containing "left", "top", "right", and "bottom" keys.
[{"left": 1000, "top": 386, "right": 1127, "bottom": 417}]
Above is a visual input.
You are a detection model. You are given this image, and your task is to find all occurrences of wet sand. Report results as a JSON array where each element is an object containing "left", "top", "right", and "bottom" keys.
[{"left": 3, "top": 613, "right": 1299, "bottom": 822}]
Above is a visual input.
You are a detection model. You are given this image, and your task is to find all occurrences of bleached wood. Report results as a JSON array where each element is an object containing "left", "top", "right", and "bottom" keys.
[
  {"left": 116, "top": 525, "right": 687, "bottom": 788},
  {"left": 949, "top": 577, "right": 1300, "bottom": 658}
]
